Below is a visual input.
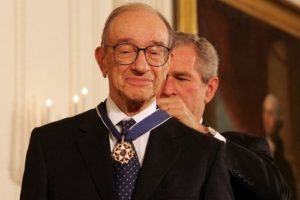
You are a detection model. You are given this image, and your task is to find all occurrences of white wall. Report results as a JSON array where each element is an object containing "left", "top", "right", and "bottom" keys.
[{"left": 0, "top": 0, "right": 172, "bottom": 199}]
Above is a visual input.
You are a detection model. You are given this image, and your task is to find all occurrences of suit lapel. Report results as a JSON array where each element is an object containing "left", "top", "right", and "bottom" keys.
[
  {"left": 132, "top": 119, "right": 181, "bottom": 200},
  {"left": 76, "top": 110, "right": 116, "bottom": 200}
]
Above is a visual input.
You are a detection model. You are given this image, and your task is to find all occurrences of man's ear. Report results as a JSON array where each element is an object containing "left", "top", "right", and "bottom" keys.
[
  {"left": 204, "top": 77, "right": 219, "bottom": 104},
  {"left": 95, "top": 46, "right": 107, "bottom": 78},
  {"left": 169, "top": 51, "right": 174, "bottom": 60},
  {"left": 168, "top": 51, "right": 174, "bottom": 67}
]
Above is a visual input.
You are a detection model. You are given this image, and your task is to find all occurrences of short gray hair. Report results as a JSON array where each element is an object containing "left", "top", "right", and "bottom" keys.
[
  {"left": 173, "top": 31, "right": 219, "bottom": 83},
  {"left": 101, "top": 3, "right": 174, "bottom": 48}
]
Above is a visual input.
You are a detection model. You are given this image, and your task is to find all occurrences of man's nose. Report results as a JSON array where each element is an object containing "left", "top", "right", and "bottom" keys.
[
  {"left": 161, "top": 77, "right": 176, "bottom": 97},
  {"left": 131, "top": 50, "right": 150, "bottom": 73}
]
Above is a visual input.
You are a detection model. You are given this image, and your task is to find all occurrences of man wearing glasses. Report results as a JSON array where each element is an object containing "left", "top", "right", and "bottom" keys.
[{"left": 20, "top": 3, "right": 233, "bottom": 200}]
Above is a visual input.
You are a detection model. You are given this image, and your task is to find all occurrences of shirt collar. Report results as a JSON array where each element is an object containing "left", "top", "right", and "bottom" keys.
[{"left": 106, "top": 96, "right": 157, "bottom": 125}]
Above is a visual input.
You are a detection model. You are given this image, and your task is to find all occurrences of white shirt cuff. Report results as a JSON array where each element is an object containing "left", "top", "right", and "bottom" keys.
[{"left": 214, "top": 131, "right": 226, "bottom": 143}]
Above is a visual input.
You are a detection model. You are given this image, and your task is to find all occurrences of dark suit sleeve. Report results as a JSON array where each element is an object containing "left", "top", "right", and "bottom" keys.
[
  {"left": 20, "top": 128, "right": 48, "bottom": 200},
  {"left": 223, "top": 131, "right": 291, "bottom": 200},
  {"left": 203, "top": 142, "right": 234, "bottom": 200}
]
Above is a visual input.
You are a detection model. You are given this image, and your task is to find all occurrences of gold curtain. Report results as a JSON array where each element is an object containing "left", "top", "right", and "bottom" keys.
[{"left": 175, "top": 0, "right": 198, "bottom": 34}]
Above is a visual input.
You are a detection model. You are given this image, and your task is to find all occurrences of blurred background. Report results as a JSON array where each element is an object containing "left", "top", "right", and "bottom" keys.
[{"left": 0, "top": 0, "right": 299, "bottom": 199}]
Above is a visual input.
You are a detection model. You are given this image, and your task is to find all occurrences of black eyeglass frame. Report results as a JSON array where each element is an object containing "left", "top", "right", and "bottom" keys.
[{"left": 103, "top": 43, "right": 171, "bottom": 67}]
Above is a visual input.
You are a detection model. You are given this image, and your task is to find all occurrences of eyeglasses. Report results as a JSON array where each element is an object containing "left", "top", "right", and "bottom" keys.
[{"left": 104, "top": 43, "right": 170, "bottom": 67}]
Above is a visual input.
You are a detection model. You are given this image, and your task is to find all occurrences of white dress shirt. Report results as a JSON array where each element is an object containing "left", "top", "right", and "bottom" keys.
[
  {"left": 106, "top": 97, "right": 156, "bottom": 165},
  {"left": 200, "top": 118, "right": 226, "bottom": 142},
  {"left": 212, "top": 130, "right": 226, "bottom": 142}
]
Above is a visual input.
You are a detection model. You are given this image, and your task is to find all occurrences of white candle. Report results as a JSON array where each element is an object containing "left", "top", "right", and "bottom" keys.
[
  {"left": 72, "top": 95, "right": 80, "bottom": 115},
  {"left": 45, "top": 99, "right": 53, "bottom": 123},
  {"left": 81, "top": 87, "right": 88, "bottom": 112}
]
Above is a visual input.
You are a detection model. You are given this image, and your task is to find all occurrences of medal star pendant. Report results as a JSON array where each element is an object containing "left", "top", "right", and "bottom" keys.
[{"left": 112, "top": 139, "right": 135, "bottom": 164}]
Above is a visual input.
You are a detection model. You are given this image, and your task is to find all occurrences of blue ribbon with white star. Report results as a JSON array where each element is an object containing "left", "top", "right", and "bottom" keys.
[{"left": 96, "top": 102, "right": 170, "bottom": 141}]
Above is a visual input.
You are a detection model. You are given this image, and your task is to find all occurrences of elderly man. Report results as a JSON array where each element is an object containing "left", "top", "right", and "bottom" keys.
[
  {"left": 20, "top": 4, "right": 233, "bottom": 200},
  {"left": 158, "top": 31, "right": 291, "bottom": 200}
]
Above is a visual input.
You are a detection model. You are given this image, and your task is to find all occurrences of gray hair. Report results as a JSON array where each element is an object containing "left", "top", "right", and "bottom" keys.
[
  {"left": 101, "top": 3, "right": 174, "bottom": 48},
  {"left": 173, "top": 31, "right": 219, "bottom": 83}
]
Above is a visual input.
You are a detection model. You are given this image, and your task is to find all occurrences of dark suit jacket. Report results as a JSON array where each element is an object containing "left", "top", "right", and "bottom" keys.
[
  {"left": 20, "top": 109, "right": 233, "bottom": 200},
  {"left": 272, "top": 134, "right": 297, "bottom": 200},
  {"left": 223, "top": 131, "right": 291, "bottom": 200}
]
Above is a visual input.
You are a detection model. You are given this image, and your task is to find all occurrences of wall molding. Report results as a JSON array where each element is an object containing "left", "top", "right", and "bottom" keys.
[
  {"left": 10, "top": 0, "right": 27, "bottom": 185},
  {"left": 221, "top": 0, "right": 300, "bottom": 39},
  {"left": 68, "top": 0, "right": 81, "bottom": 114}
]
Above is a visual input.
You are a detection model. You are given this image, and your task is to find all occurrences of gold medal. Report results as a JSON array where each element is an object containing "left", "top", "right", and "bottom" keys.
[{"left": 112, "top": 138, "right": 135, "bottom": 164}]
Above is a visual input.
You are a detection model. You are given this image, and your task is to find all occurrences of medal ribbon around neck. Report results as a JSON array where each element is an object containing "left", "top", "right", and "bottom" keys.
[{"left": 96, "top": 102, "right": 170, "bottom": 141}]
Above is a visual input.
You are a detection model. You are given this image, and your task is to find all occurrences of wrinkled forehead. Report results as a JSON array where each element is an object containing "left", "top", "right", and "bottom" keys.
[
  {"left": 106, "top": 9, "right": 170, "bottom": 46},
  {"left": 170, "top": 46, "right": 199, "bottom": 72}
]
